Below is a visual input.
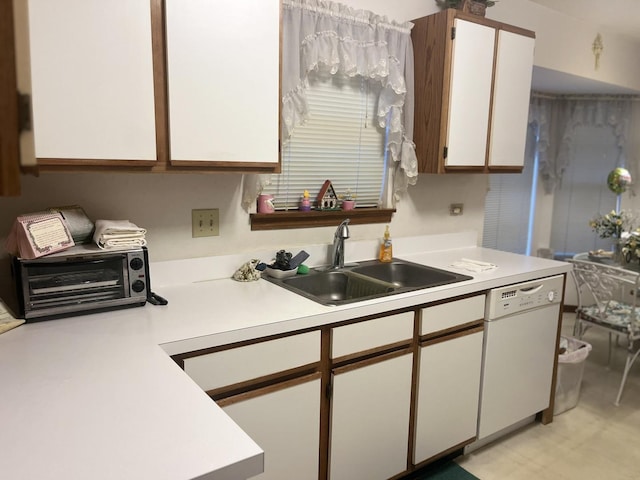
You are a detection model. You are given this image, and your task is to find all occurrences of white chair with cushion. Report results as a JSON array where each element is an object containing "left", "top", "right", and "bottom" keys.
[{"left": 569, "top": 257, "right": 640, "bottom": 405}]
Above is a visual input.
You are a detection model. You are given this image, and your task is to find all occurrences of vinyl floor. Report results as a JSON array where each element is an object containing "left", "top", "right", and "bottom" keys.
[{"left": 457, "top": 313, "right": 640, "bottom": 480}]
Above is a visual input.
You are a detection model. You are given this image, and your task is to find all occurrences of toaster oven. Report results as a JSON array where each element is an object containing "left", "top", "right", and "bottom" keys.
[{"left": 11, "top": 245, "right": 149, "bottom": 321}]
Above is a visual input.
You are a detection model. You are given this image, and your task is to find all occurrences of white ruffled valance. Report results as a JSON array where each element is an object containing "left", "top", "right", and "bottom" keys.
[
  {"left": 529, "top": 95, "right": 633, "bottom": 194},
  {"left": 242, "top": 0, "right": 417, "bottom": 209}
]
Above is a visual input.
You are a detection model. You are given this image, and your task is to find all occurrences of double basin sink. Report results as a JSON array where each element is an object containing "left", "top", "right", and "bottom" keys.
[{"left": 263, "top": 259, "right": 472, "bottom": 306}]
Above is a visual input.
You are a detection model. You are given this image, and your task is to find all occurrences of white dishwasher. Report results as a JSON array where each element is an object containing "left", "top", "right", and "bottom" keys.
[{"left": 469, "top": 275, "right": 563, "bottom": 450}]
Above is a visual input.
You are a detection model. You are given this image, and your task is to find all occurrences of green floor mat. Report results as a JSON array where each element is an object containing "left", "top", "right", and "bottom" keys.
[{"left": 414, "top": 461, "right": 480, "bottom": 480}]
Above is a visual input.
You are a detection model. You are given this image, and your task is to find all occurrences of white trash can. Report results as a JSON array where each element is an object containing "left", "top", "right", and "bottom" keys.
[{"left": 554, "top": 336, "right": 592, "bottom": 415}]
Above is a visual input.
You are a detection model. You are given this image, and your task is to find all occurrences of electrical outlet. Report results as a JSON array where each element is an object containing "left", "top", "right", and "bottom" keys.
[
  {"left": 450, "top": 203, "right": 464, "bottom": 216},
  {"left": 192, "top": 209, "right": 219, "bottom": 238}
]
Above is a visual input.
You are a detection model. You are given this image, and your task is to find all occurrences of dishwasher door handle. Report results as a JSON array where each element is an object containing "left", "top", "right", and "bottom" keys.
[{"left": 519, "top": 284, "right": 543, "bottom": 294}]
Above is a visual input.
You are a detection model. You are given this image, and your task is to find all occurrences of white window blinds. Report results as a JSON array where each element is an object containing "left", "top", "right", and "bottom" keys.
[
  {"left": 263, "top": 72, "right": 387, "bottom": 210},
  {"left": 482, "top": 126, "right": 536, "bottom": 254}
]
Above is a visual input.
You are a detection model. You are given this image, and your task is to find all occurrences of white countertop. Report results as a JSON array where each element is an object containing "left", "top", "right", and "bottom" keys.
[{"left": 0, "top": 233, "right": 570, "bottom": 480}]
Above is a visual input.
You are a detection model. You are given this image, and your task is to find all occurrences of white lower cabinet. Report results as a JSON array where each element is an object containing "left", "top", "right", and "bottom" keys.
[
  {"left": 414, "top": 331, "right": 483, "bottom": 465},
  {"left": 183, "top": 331, "right": 320, "bottom": 392},
  {"left": 329, "top": 352, "right": 413, "bottom": 480},
  {"left": 221, "top": 374, "right": 321, "bottom": 480},
  {"left": 331, "top": 311, "right": 414, "bottom": 359},
  {"left": 180, "top": 299, "right": 488, "bottom": 479}
]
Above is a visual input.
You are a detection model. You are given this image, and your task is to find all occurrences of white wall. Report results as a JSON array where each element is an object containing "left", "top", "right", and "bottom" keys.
[
  {"left": 0, "top": 172, "right": 487, "bottom": 262},
  {"left": 489, "top": 0, "right": 640, "bottom": 92},
  {"left": 2, "top": 0, "right": 639, "bottom": 262},
  {"left": 356, "top": 0, "right": 640, "bottom": 93}
]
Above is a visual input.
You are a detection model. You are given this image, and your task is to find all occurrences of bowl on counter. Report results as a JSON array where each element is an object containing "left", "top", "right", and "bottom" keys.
[{"left": 264, "top": 266, "right": 299, "bottom": 279}]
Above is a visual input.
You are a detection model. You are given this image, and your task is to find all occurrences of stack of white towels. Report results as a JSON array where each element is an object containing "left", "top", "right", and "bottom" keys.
[{"left": 93, "top": 220, "right": 147, "bottom": 250}]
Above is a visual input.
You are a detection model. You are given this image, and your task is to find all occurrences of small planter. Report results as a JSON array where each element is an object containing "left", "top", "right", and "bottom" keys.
[
  {"left": 463, "top": 0, "right": 487, "bottom": 17},
  {"left": 341, "top": 200, "right": 356, "bottom": 211},
  {"left": 436, "top": 0, "right": 492, "bottom": 17}
]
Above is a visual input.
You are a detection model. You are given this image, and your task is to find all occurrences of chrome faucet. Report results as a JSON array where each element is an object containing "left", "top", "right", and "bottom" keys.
[{"left": 331, "top": 219, "right": 350, "bottom": 269}]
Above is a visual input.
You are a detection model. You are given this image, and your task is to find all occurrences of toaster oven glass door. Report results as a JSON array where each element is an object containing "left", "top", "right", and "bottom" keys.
[{"left": 24, "top": 257, "right": 129, "bottom": 310}]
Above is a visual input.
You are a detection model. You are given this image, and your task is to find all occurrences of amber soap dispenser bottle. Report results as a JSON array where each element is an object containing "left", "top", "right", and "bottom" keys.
[{"left": 378, "top": 225, "right": 393, "bottom": 263}]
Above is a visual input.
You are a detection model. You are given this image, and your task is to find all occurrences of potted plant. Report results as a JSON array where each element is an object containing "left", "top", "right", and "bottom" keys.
[
  {"left": 339, "top": 189, "right": 356, "bottom": 211},
  {"left": 589, "top": 210, "right": 634, "bottom": 241},
  {"left": 589, "top": 210, "right": 635, "bottom": 263},
  {"left": 435, "top": 0, "right": 496, "bottom": 17}
]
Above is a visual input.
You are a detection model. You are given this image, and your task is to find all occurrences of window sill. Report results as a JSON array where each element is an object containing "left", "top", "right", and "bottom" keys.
[{"left": 250, "top": 208, "right": 395, "bottom": 231}]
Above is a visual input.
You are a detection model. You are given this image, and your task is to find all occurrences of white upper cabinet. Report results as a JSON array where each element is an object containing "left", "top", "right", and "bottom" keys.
[
  {"left": 446, "top": 19, "right": 495, "bottom": 168},
  {"left": 488, "top": 30, "right": 536, "bottom": 168},
  {"left": 412, "top": 10, "right": 535, "bottom": 174},
  {"left": 25, "top": 0, "right": 157, "bottom": 162},
  {"left": 165, "top": 0, "right": 279, "bottom": 166}
]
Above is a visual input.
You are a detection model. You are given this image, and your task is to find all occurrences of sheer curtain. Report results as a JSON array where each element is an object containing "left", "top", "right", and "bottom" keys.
[
  {"left": 528, "top": 95, "right": 633, "bottom": 195},
  {"left": 549, "top": 124, "right": 620, "bottom": 257},
  {"left": 242, "top": 0, "right": 416, "bottom": 209},
  {"left": 526, "top": 94, "right": 635, "bottom": 258}
]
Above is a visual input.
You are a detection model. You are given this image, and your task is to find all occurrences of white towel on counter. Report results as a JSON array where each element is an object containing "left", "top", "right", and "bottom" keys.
[
  {"left": 93, "top": 219, "right": 147, "bottom": 250},
  {"left": 450, "top": 258, "right": 498, "bottom": 273}
]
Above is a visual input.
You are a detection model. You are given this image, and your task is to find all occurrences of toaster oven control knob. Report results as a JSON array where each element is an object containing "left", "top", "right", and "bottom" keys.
[
  {"left": 130, "top": 257, "right": 144, "bottom": 270},
  {"left": 132, "top": 280, "right": 146, "bottom": 293}
]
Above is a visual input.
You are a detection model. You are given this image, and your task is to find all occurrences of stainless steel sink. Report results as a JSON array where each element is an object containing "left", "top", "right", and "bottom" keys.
[
  {"left": 277, "top": 270, "right": 396, "bottom": 305},
  {"left": 351, "top": 260, "right": 470, "bottom": 289},
  {"left": 263, "top": 258, "right": 472, "bottom": 306}
]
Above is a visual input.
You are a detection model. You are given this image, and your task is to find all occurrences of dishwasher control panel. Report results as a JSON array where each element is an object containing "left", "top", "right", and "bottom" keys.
[{"left": 486, "top": 275, "right": 564, "bottom": 320}]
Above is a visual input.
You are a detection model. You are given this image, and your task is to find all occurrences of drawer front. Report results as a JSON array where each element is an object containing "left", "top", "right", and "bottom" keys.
[
  {"left": 421, "top": 295, "right": 485, "bottom": 335},
  {"left": 332, "top": 311, "right": 414, "bottom": 358},
  {"left": 184, "top": 331, "right": 321, "bottom": 391}
]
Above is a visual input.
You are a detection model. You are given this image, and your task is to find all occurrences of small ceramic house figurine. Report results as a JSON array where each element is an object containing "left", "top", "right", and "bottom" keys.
[{"left": 316, "top": 180, "right": 339, "bottom": 210}]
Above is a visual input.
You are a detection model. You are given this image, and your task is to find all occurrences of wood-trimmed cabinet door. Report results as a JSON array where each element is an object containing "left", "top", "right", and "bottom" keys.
[
  {"left": 487, "top": 29, "right": 535, "bottom": 169},
  {"left": 329, "top": 351, "right": 413, "bottom": 480},
  {"left": 413, "top": 330, "right": 483, "bottom": 466},
  {"left": 444, "top": 18, "right": 495, "bottom": 169},
  {"left": 164, "top": 0, "right": 280, "bottom": 168},
  {"left": 219, "top": 374, "right": 322, "bottom": 480},
  {"left": 444, "top": 19, "right": 534, "bottom": 170},
  {"left": 179, "top": 330, "right": 322, "bottom": 479},
  {"left": 19, "top": 0, "right": 157, "bottom": 165}
]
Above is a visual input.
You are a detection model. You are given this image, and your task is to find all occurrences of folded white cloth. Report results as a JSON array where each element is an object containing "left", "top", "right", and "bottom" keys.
[
  {"left": 450, "top": 258, "right": 498, "bottom": 273},
  {"left": 93, "top": 219, "right": 147, "bottom": 250}
]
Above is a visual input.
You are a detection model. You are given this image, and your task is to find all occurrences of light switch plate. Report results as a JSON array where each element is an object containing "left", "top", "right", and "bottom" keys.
[{"left": 192, "top": 209, "right": 219, "bottom": 237}]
